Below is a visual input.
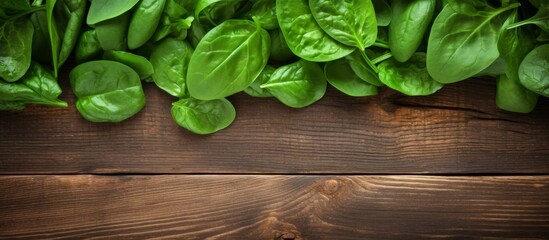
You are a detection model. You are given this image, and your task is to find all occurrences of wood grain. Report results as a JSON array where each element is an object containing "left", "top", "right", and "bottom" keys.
[
  {"left": 1, "top": 72, "right": 549, "bottom": 174},
  {"left": 1, "top": 175, "right": 548, "bottom": 239}
]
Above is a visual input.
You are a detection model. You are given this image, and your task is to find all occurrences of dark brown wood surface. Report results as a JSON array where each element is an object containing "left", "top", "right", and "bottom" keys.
[
  {"left": 1, "top": 175, "right": 549, "bottom": 240},
  {"left": 1, "top": 73, "right": 549, "bottom": 238},
  {"left": 1, "top": 77, "right": 548, "bottom": 174}
]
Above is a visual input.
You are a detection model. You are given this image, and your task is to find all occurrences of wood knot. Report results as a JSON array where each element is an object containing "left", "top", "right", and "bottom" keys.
[{"left": 322, "top": 179, "right": 340, "bottom": 195}]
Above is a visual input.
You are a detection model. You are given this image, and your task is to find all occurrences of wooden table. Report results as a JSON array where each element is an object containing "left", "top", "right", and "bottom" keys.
[{"left": 1, "top": 70, "right": 549, "bottom": 239}]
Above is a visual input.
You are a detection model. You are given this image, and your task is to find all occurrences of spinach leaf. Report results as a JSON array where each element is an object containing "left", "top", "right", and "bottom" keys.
[
  {"left": 309, "top": 0, "right": 377, "bottom": 50},
  {"left": 389, "top": 0, "right": 436, "bottom": 62},
  {"left": 268, "top": 29, "right": 295, "bottom": 63},
  {"left": 70, "top": 60, "right": 146, "bottom": 122},
  {"left": 94, "top": 12, "right": 130, "bottom": 51},
  {"left": 75, "top": 29, "right": 102, "bottom": 63},
  {"left": 0, "top": 61, "right": 67, "bottom": 108},
  {"left": 56, "top": 0, "right": 87, "bottom": 66},
  {"left": 30, "top": 10, "right": 52, "bottom": 64},
  {"left": 372, "top": 0, "right": 391, "bottom": 27},
  {"left": 344, "top": 51, "right": 383, "bottom": 86},
  {"left": 519, "top": 44, "right": 549, "bottom": 97},
  {"left": 103, "top": 50, "right": 154, "bottom": 81},
  {"left": 46, "top": 0, "right": 60, "bottom": 77},
  {"left": 86, "top": 0, "right": 140, "bottom": 25},
  {"left": 276, "top": 0, "right": 353, "bottom": 62},
  {"left": 187, "top": 19, "right": 270, "bottom": 100},
  {"left": 150, "top": 38, "right": 193, "bottom": 98},
  {"left": 0, "top": 17, "right": 33, "bottom": 82},
  {"left": 0, "top": 101, "right": 26, "bottom": 111},
  {"left": 325, "top": 59, "right": 378, "bottom": 97},
  {"left": 171, "top": 97, "right": 236, "bottom": 134},
  {"left": 427, "top": 2, "right": 520, "bottom": 83},
  {"left": 195, "top": 0, "right": 246, "bottom": 26},
  {"left": 249, "top": 0, "right": 278, "bottom": 30},
  {"left": 244, "top": 65, "right": 274, "bottom": 98},
  {"left": 189, "top": 19, "right": 209, "bottom": 48},
  {"left": 0, "top": 0, "right": 31, "bottom": 12},
  {"left": 496, "top": 10, "right": 538, "bottom": 113},
  {"left": 127, "top": 0, "right": 167, "bottom": 49},
  {"left": 379, "top": 53, "right": 443, "bottom": 96},
  {"left": 260, "top": 60, "right": 326, "bottom": 108}
]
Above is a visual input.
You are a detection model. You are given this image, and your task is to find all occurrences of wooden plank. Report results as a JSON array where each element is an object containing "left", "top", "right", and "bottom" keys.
[
  {"left": 1, "top": 175, "right": 548, "bottom": 239},
  {"left": 1, "top": 74, "right": 549, "bottom": 174}
]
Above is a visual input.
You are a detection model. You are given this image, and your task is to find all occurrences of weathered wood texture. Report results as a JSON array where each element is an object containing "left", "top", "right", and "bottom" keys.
[
  {"left": 1, "top": 175, "right": 548, "bottom": 239},
  {"left": 1, "top": 76, "right": 549, "bottom": 174}
]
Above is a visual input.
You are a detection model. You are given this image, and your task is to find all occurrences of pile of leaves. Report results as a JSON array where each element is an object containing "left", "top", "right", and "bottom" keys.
[{"left": 1, "top": 0, "right": 548, "bottom": 134}]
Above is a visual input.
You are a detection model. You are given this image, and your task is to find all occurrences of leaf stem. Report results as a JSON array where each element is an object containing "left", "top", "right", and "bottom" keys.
[
  {"left": 359, "top": 49, "right": 379, "bottom": 73},
  {"left": 372, "top": 41, "right": 390, "bottom": 49},
  {"left": 372, "top": 52, "right": 393, "bottom": 65}
]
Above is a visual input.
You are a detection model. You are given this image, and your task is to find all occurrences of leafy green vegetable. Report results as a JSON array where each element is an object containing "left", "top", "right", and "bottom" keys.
[
  {"left": 325, "top": 59, "right": 378, "bottom": 97},
  {"left": 345, "top": 51, "right": 383, "bottom": 86},
  {"left": 0, "top": 0, "right": 31, "bottom": 12},
  {"left": 86, "top": 0, "right": 140, "bottom": 25},
  {"left": 0, "top": 17, "right": 33, "bottom": 82},
  {"left": 94, "top": 12, "right": 130, "bottom": 51},
  {"left": 46, "top": 0, "right": 60, "bottom": 76},
  {"left": 379, "top": 53, "right": 443, "bottom": 96},
  {"left": 389, "top": 0, "right": 436, "bottom": 62},
  {"left": 150, "top": 38, "right": 194, "bottom": 98},
  {"left": 497, "top": 74, "right": 538, "bottom": 113},
  {"left": 56, "top": 0, "right": 87, "bottom": 66},
  {"left": 427, "top": 2, "right": 520, "bottom": 83},
  {"left": 187, "top": 19, "right": 270, "bottom": 100},
  {"left": 0, "top": 61, "right": 67, "bottom": 108},
  {"left": 103, "top": 50, "right": 154, "bottom": 80},
  {"left": 519, "top": 44, "right": 549, "bottom": 97},
  {"left": 195, "top": 0, "right": 246, "bottom": 26},
  {"left": 276, "top": 0, "right": 354, "bottom": 62},
  {"left": 30, "top": 10, "right": 52, "bottom": 64},
  {"left": 70, "top": 60, "right": 146, "bottom": 122},
  {"left": 268, "top": 29, "right": 295, "bottom": 62},
  {"left": 244, "top": 65, "right": 274, "bottom": 98},
  {"left": 261, "top": 60, "right": 326, "bottom": 108},
  {"left": 372, "top": 0, "right": 391, "bottom": 27},
  {"left": 75, "top": 29, "right": 102, "bottom": 63},
  {"left": 249, "top": 0, "right": 277, "bottom": 30},
  {"left": 127, "top": 0, "right": 167, "bottom": 49},
  {"left": 507, "top": 3, "right": 549, "bottom": 32},
  {"left": 171, "top": 97, "right": 236, "bottom": 134}
]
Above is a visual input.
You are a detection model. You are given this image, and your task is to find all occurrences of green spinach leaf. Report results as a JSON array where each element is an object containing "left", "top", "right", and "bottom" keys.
[
  {"left": 187, "top": 19, "right": 270, "bottom": 100},
  {"left": 250, "top": 0, "right": 278, "bottom": 30},
  {"left": 260, "top": 60, "right": 326, "bottom": 108},
  {"left": 94, "top": 12, "right": 130, "bottom": 51},
  {"left": 244, "top": 65, "right": 274, "bottom": 97},
  {"left": 0, "top": 61, "right": 67, "bottom": 108},
  {"left": 372, "top": 0, "right": 391, "bottom": 27},
  {"left": 103, "top": 50, "right": 154, "bottom": 80},
  {"left": 75, "top": 29, "right": 102, "bottom": 63},
  {"left": 0, "top": 17, "right": 33, "bottom": 82},
  {"left": 344, "top": 51, "right": 383, "bottom": 86},
  {"left": 379, "top": 53, "right": 443, "bottom": 96},
  {"left": 86, "top": 0, "right": 140, "bottom": 25},
  {"left": 70, "top": 60, "right": 146, "bottom": 122},
  {"left": 519, "top": 44, "right": 549, "bottom": 97},
  {"left": 150, "top": 38, "right": 193, "bottom": 98},
  {"left": 268, "top": 29, "right": 295, "bottom": 62},
  {"left": 276, "top": 0, "right": 353, "bottom": 62},
  {"left": 127, "top": 0, "right": 167, "bottom": 49},
  {"left": 171, "top": 97, "right": 236, "bottom": 134},
  {"left": 325, "top": 59, "right": 378, "bottom": 97}
]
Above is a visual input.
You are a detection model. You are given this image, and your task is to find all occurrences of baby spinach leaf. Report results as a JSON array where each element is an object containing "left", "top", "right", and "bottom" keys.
[
  {"left": 0, "top": 0, "right": 31, "bottom": 12},
  {"left": 244, "top": 65, "right": 274, "bottom": 98},
  {"left": 150, "top": 38, "right": 193, "bottom": 98},
  {"left": 372, "top": 0, "right": 391, "bottom": 27},
  {"left": 75, "top": 29, "right": 102, "bottom": 63},
  {"left": 46, "top": 0, "right": 60, "bottom": 77},
  {"left": 250, "top": 0, "right": 278, "bottom": 30},
  {"left": 187, "top": 19, "right": 270, "bottom": 100},
  {"left": 86, "top": 0, "right": 140, "bottom": 25},
  {"left": 103, "top": 50, "right": 154, "bottom": 80},
  {"left": 127, "top": 0, "right": 167, "bottom": 49},
  {"left": 70, "top": 60, "right": 146, "bottom": 122},
  {"left": 171, "top": 97, "right": 236, "bottom": 134},
  {"left": 519, "top": 44, "right": 549, "bottom": 97},
  {"left": 427, "top": 2, "right": 520, "bottom": 83},
  {"left": 56, "top": 0, "right": 87, "bottom": 66},
  {"left": 195, "top": 0, "right": 246, "bottom": 26},
  {"left": 389, "top": 0, "right": 436, "bottom": 62},
  {"left": 309, "top": 0, "right": 377, "bottom": 50},
  {"left": 325, "top": 59, "right": 378, "bottom": 97},
  {"left": 189, "top": 20, "right": 209, "bottom": 48},
  {"left": 344, "top": 51, "right": 383, "bottom": 86},
  {"left": 260, "top": 60, "right": 326, "bottom": 108},
  {"left": 30, "top": 10, "right": 52, "bottom": 64},
  {"left": 497, "top": 74, "right": 538, "bottom": 113},
  {"left": 0, "top": 101, "right": 26, "bottom": 111},
  {"left": 276, "top": 0, "right": 353, "bottom": 62},
  {"left": 268, "top": 29, "right": 295, "bottom": 63},
  {"left": 0, "top": 61, "right": 67, "bottom": 108},
  {"left": 0, "top": 17, "right": 33, "bottom": 82},
  {"left": 94, "top": 12, "right": 130, "bottom": 51},
  {"left": 379, "top": 53, "right": 443, "bottom": 96}
]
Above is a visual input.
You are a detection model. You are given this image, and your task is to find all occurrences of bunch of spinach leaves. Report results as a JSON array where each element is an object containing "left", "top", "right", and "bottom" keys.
[{"left": 1, "top": 0, "right": 548, "bottom": 134}]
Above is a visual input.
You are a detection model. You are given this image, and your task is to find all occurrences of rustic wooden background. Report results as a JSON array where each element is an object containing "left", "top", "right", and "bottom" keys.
[{"left": 1, "top": 69, "right": 549, "bottom": 239}]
